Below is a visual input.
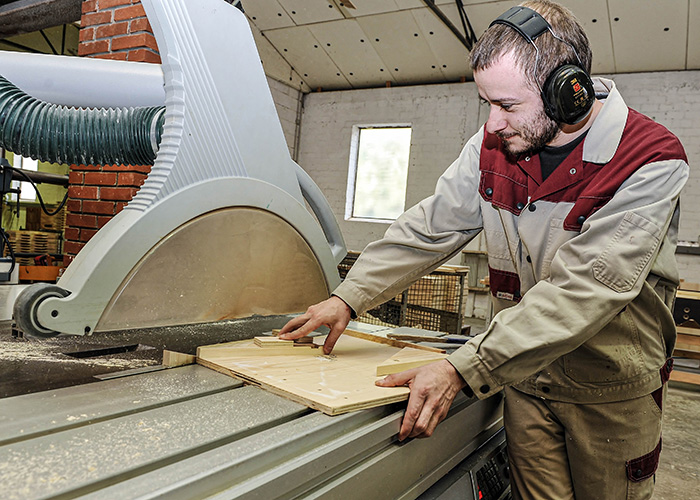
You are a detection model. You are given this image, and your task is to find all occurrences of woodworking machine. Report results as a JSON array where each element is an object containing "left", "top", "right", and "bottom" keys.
[{"left": 0, "top": 0, "right": 507, "bottom": 498}]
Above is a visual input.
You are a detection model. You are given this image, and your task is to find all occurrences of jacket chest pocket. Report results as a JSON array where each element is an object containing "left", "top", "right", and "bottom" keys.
[{"left": 563, "top": 308, "right": 643, "bottom": 383}]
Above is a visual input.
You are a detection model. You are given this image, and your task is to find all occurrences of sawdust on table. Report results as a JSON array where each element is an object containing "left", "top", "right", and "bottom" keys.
[{"left": 0, "top": 337, "right": 159, "bottom": 369}]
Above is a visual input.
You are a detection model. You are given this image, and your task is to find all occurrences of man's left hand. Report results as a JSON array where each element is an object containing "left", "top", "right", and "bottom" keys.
[{"left": 376, "top": 359, "right": 467, "bottom": 441}]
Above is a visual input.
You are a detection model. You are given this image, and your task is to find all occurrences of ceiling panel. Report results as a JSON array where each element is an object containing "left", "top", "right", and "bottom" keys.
[
  {"left": 688, "top": 0, "right": 700, "bottom": 69},
  {"left": 608, "top": 0, "right": 688, "bottom": 72},
  {"left": 250, "top": 25, "right": 310, "bottom": 92},
  {"left": 277, "top": 0, "right": 344, "bottom": 25},
  {"left": 335, "top": 0, "right": 402, "bottom": 17},
  {"left": 242, "top": 0, "right": 296, "bottom": 30},
  {"left": 395, "top": 0, "right": 424, "bottom": 9},
  {"left": 263, "top": 26, "right": 350, "bottom": 90},
  {"left": 410, "top": 6, "right": 472, "bottom": 80},
  {"left": 307, "top": 19, "right": 397, "bottom": 87},
  {"left": 456, "top": 0, "right": 518, "bottom": 37},
  {"left": 243, "top": 0, "right": 694, "bottom": 93},
  {"left": 557, "top": 0, "right": 616, "bottom": 74},
  {"left": 356, "top": 11, "right": 448, "bottom": 84}
]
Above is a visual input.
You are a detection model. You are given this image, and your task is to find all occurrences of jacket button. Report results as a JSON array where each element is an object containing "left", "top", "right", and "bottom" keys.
[
  {"left": 634, "top": 469, "right": 643, "bottom": 478},
  {"left": 577, "top": 215, "right": 586, "bottom": 225},
  {"left": 516, "top": 202, "right": 524, "bottom": 210},
  {"left": 528, "top": 203, "right": 536, "bottom": 212},
  {"left": 485, "top": 187, "right": 493, "bottom": 196},
  {"left": 526, "top": 255, "right": 532, "bottom": 263},
  {"left": 479, "top": 384, "right": 490, "bottom": 394},
  {"left": 541, "top": 386, "right": 551, "bottom": 394}
]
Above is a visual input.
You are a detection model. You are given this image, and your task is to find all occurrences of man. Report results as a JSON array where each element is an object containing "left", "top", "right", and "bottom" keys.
[{"left": 280, "top": 1, "right": 689, "bottom": 498}]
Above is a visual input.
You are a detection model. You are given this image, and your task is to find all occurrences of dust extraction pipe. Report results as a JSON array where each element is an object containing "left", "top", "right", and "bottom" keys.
[{"left": 0, "top": 75, "right": 164, "bottom": 167}]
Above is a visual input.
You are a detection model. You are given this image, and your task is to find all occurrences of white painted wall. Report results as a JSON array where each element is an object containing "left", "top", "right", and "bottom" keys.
[
  {"left": 271, "top": 71, "right": 700, "bottom": 282},
  {"left": 268, "top": 76, "right": 302, "bottom": 160}
]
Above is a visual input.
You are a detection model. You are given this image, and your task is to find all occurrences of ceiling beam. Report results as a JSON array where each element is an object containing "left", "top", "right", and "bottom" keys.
[
  {"left": 422, "top": 0, "right": 476, "bottom": 51},
  {"left": 0, "top": 0, "right": 81, "bottom": 39}
]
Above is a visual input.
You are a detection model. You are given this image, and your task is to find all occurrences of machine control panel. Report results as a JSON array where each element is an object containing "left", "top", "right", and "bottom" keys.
[
  {"left": 473, "top": 444, "right": 510, "bottom": 499},
  {"left": 418, "top": 427, "right": 511, "bottom": 500}
]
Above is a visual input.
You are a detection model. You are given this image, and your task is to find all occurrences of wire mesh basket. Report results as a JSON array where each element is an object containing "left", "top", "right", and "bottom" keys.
[{"left": 338, "top": 252, "right": 469, "bottom": 334}]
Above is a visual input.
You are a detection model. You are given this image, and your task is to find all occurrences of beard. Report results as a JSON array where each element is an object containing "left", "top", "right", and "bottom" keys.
[{"left": 497, "top": 107, "right": 560, "bottom": 157}]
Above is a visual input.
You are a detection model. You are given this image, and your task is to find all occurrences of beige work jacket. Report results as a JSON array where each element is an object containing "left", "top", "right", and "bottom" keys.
[{"left": 334, "top": 79, "right": 689, "bottom": 403}]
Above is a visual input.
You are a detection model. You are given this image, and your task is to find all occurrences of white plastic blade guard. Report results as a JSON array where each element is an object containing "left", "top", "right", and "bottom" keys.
[{"left": 19, "top": 0, "right": 345, "bottom": 336}]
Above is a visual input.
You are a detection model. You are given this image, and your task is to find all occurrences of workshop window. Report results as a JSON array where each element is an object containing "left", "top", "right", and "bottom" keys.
[
  {"left": 346, "top": 125, "right": 411, "bottom": 222},
  {"left": 8, "top": 154, "right": 37, "bottom": 202}
]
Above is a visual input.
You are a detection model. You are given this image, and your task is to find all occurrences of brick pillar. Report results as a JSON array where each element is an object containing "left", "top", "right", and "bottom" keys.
[
  {"left": 78, "top": 0, "right": 160, "bottom": 63},
  {"left": 65, "top": 0, "right": 160, "bottom": 266}
]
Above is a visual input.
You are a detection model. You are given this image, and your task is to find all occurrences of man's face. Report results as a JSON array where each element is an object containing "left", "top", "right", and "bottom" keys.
[{"left": 474, "top": 52, "right": 560, "bottom": 156}]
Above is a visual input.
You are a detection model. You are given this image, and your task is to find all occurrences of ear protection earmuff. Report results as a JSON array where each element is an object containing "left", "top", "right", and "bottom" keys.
[{"left": 489, "top": 6, "right": 595, "bottom": 125}]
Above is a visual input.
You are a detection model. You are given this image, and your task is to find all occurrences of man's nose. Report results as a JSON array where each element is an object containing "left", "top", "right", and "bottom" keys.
[{"left": 485, "top": 107, "right": 508, "bottom": 135}]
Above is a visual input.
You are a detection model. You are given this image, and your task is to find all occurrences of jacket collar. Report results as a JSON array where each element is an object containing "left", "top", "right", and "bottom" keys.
[{"left": 582, "top": 77, "right": 628, "bottom": 165}]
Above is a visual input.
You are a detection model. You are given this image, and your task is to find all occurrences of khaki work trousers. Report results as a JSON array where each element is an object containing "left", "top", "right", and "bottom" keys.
[{"left": 503, "top": 385, "right": 665, "bottom": 500}]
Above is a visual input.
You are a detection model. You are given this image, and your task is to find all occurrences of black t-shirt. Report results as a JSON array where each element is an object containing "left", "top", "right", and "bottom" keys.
[{"left": 539, "top": 132, "right": 587, "bottom": 181}]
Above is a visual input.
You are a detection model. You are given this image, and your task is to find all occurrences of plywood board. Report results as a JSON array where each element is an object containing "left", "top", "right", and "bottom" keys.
[{"left": 197, "top": 334, "right": 414, "bottom": 415}]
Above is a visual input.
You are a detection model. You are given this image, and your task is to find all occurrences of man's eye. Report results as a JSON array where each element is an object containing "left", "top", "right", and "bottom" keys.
[{"left": 500, "top": 103, "right": 513, "bottom": 111}]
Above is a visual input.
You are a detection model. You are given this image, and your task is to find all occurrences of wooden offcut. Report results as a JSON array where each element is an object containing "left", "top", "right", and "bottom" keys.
[
  {"left": 197, "top": 333, "right": 419, "bottom": 415},
  {"left": 253, "top": 336, "right": 319, "bottom": 350},
  {"left": 162, "top": 350, "right": 196, "bottom": 367}
]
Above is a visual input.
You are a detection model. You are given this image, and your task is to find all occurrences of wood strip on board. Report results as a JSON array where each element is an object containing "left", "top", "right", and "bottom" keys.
[
  {"left": 343, "top": 329, "right": 445, "bottom": 354},
  {"left": 375, "top": 347, "right": 448, "bottom": 376}
]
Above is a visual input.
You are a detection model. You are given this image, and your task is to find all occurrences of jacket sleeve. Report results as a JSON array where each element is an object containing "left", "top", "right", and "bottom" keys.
[
  {"left": 448, "top": 157, "right": 690, "bottom": 398},
  {"left": 333, "top": 130, "right": 485, "bottom": 315}
]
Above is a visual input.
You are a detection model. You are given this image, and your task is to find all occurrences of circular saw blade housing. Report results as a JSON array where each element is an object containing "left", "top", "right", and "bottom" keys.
[{"left": 96, "top": 207, "right": 330, "bottom": 332}]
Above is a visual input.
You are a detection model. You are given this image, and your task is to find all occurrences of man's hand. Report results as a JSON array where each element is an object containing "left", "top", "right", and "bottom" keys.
[
  {"left": 376, "top": 359, "right": 467, "bottom": 441},
  {"left": 278, "top": 296, "right": 352, "bottom": 354}
]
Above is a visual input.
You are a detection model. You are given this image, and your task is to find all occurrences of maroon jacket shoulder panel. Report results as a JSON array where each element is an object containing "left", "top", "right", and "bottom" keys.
[
  {"left": 478, "top": 110, "right": 688, "bottom": 232},
  {"left": 562, "top": 109, "right": 688, "bottom": 231}
]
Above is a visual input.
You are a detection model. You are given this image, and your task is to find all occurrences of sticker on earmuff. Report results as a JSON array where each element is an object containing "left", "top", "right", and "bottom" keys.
[{"left": 570, "top": 77, "right": 589, "bottom": 108}]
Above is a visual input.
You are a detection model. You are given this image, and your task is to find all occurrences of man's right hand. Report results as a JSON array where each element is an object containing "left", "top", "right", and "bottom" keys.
[{"left": 278, "top": 296, "right": 352, "bottom": 354}]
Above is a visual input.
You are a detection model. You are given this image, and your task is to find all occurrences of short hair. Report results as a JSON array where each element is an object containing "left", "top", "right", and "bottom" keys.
[{"left": 470, "top": 1, "right": 592, "bottom": 91}]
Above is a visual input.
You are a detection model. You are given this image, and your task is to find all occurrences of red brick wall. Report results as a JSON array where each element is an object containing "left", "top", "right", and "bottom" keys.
[
  {"left": 78, "top": 0, "right": 160, "bottom": 63},
  {"left": 66, "top": 0, "right": 160, "bottom": 265}
]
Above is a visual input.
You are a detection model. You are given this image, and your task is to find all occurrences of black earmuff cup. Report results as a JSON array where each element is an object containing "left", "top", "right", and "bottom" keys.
[{"left": 542, "top": 65, "right": 595, "bottom": 124}]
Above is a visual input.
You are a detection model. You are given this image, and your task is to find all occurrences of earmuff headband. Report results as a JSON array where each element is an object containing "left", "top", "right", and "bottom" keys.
[{"left": 490, "top": 6, "right": 550, "bottom": 44}]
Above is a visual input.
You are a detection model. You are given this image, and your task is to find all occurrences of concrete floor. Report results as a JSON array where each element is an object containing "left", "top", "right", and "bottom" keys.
[{"left": 655, "top": 383, "right": 700, "bottom": 499}]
